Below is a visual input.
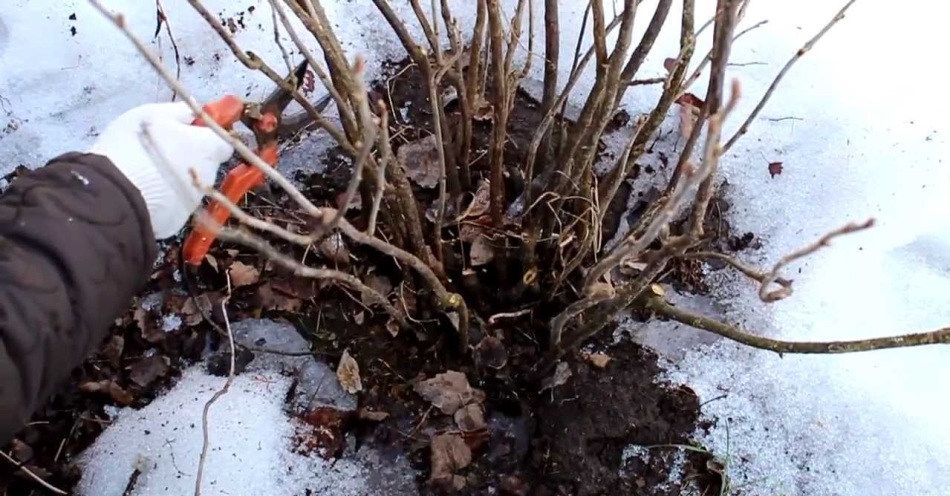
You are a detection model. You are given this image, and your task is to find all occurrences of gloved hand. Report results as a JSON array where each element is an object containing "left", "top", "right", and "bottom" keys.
[{"left": 89, "top": 101, "right": 234, "bottom": 239}]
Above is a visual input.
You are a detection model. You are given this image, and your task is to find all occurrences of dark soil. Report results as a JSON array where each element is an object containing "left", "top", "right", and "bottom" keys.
[{"left": 0, "top": 58, "right": 726, "bottom": 496}]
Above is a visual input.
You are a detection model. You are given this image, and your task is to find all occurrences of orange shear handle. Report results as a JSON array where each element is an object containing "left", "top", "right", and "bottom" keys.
[{"left": 181, "top": 95, "right": 273, "bottom": 266}]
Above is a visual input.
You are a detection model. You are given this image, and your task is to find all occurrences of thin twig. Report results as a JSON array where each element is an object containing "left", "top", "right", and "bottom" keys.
[
  {"left": 154, "top": 0, "right": 182, "bottom": 100},
  {"left": 268, "top": 0, "right": 294, "bottom": 74},
  {"left": 274, "top": 0, "right": 358, "bottom": 130},
  {"left": 681, "top": 19, "right": 767, "bottom": 95},
  {"left": 687, "top": 220, "right": 874, "bottom": 302},
  {"left": 429, "top": 51, "right": 462, "bottom": 261},
  {"left": 722, "top": 0, "right": 858, "bottom": 153},
  {"left": 584, "top": 83, "right": 739, "bottom": 291},
  {"left": 195, "top": 279, "right": 234, "bottom": 496},
  {"left": 0, "top": 450, "right": 67, "bottom": 495}
]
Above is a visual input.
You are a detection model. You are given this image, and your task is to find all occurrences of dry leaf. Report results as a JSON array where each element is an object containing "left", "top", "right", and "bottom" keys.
[
  {"left": 540, "top": 362, "right": 572, "bottom": 392},
  {"left": 128, "top": 355, "right": 170, "bottom": 388},
  {"left": 318, "top": 233, "right": 350, "bottom": 265},
  {"left": 79, "top": 380, "right": 134, "bottom": 406},
  {"left": 336, "top": 349, "right": 363, "bottom": 394},
  {"left": 678, "top": 100, "right": 698, "bottom": 139},
  {"left": 454, "top": 403, "right": 487, "bottom": 432},
  {"left": 256, "top": 283, "right": 302, "bottom": 313},
  {"left": 358, "top": 408, "right": 390, "bottom": 422},
  {"left": 181, "top": 293, "right": 213, "bottom": 326},
  {"left": 429, "top": 433, "right": 472, "bottom": 489},
  {"left": 101, "top": 335, "right": 125, "bottom": 366},
  {"left": 675, "top": 92, "right": 705, "bottom": 108},
  {"left": 475, "top": 335, "right": 508, "bottom": 370},
  {"left": 397, "top": 134, "right": 441, "bottom": 189},
  {"left": 768, "top": 161, "right": 784, "bottom": 178},
  {"left": 459, "top": 180, "right": 491, "bottom": 221},
  {"left": 413, "top": 370, "right": 485, "bottom": 415},
  {"left": 132, "top": 307, "right": 148, "bottom": 331},
  {"left": 385, "top": 317, "right": 401, "bottom": 337},
  {"left": 362, "top": 274, "right": 393, "bottom": 307},
  {"left": 336, "top": 190, "right": 363, "bottom": 212},
  {"left": 228, "top": 261, "right": 260, "bottom": 287},
  {"left": 472, "top": 95, "right": 494, "bottom": 122},
  {"left": 582, "top": 352, "right": 613, "bottom": 369},
  {"left": 469, "top": 234, "right": 494, "bottom": 266}
]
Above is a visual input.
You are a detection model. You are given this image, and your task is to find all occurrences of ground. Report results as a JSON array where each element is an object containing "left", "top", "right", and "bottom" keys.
[{"left": 0, "top": 58, "right": 732, "bottom": 495}]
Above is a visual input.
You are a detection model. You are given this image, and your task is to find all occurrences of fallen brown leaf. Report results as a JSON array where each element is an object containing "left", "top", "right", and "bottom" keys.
[
  {"left": 397, "top": 134, "right": 441, "bottom": 189},
  {"left": 336, "top": 349, "right": 363, "bottom": 394},
  {"left": 475, "top": 335, "right": 508, "bottom": 370},
  {"left": 79, "top": 380, "right": 134, "bottom": 406},
  {"left": 385, "top": 317, "right": 400, "bottom": 337},
  {"left": 181, "top": 293, "right": 213, "bottom": 326},
  {"left": 581, "top": 351, "right": 613, "bottom": 369},
  {"left": 228, "top": 261, "right": 260, "bottom": 287},
  {"left": 128, "top": 355, "right": 170, "bottom": 388},
  {"left": 458, "top": 180, "right": 491, "bottom": 221},
  {"left": 469, "top": 234, "right": 494, "bottom": 266},
  {"left": 318, "top": 233, "right": 351, "bottom": 265},
  {"left": 768, "top": 161, "right": 784, "bottom": 178},
  {"left": 132, "top": 307, "right": 148, "bottom": 332},
  {"left": 429, "top": 432, "right": 472, "bottom": 490},
  {"left": 362, "top": 274, "right": 393, "bottom": 307},
  {"left": 358, "top": 409, "right": 390, "bottom": 422},
  {"left": 101, "top": 335, "right": 125, "bottom": 366},
  {"left": 675, "top": 92, "right": 705, "bottom": 107},
  {"left": 413, "top": 371, "right": 485, "bottom": 416},
  {"left": 256, "top": 283, "right": 302, "bottom": 313},
  {"left": 678, "top": 100, "right": 699, "bottom": 139},
  {"left": 454, "top": 403, "right": 487, "bottom": 433}
]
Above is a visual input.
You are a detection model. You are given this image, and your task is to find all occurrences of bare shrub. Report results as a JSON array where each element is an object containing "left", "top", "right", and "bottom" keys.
[{"left": 90, "top": 0, "right": 950, "bottom": 382}]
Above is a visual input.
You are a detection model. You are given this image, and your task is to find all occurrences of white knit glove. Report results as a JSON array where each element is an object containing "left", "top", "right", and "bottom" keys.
[{"left": 89, "top": 101, "right": 234, "bottom": 239}]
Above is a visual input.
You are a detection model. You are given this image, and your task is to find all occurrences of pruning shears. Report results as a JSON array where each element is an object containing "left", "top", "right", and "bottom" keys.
[{"left": 181, "top": 60, "right": 313, "bottom": 266}]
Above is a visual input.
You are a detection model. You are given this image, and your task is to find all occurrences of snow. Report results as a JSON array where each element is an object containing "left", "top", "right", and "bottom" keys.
[
  {"left": 624, "top": 2, "right": 950, "bottom": 495},
  {"left": 77, "top": 318, "right": 417, "bottom": 496},
  {"left": 5, "top": 0, "right": 950, "bottom": 495}
]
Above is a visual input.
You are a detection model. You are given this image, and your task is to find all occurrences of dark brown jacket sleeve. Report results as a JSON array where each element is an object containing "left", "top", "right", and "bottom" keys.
[{"left": 0, "top": 152, "right": 156, "bottom": 445}]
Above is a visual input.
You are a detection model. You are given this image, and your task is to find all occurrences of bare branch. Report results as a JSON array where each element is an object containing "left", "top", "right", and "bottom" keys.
[
  {"left": 686, "top": 0, "right": 741, "bottom": 236},
  {"left": 692, "top": 215, "right": 864, "bottom": 304},
  {"left": 681, "top": 19, "right": 768, "bottom": 95},
  {"left": 723, "top": 0, "right": 858, "bottom": 154},
  {"left": 645, "top": 295, "right": 950, "bottom": 355},
  {"left": 269, "top": 0, "right": 358, "bottom": 128},
  {"left": 585, "top": 83, "right": 739, "bottom": 291}
]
